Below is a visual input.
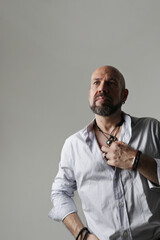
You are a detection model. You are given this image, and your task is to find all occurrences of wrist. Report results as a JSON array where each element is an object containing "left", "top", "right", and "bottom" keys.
[
  {"left": 131, "top": 150, "right": 142, "bottom": 171},
  {"left": 80, "top": 231, "right": 89, "bottom": 240},
  {"left": 76, "top": 227, "right": 90, "bottom": 240}
]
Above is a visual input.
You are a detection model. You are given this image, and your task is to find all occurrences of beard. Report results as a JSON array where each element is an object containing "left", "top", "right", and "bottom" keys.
[{"left": 90, "top": 94, "right": 122, "bottom": 116}]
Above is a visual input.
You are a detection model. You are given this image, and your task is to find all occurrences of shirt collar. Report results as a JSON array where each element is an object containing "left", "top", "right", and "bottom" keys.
[
  {"left": 120, "top": 113, "right": 132, "bottom": 144},
  {"left": 81, "top": 119, "right": 95, "bottom": 142},
  {"left": 81, "top": 112, "right": 132, "bottom": 144}
]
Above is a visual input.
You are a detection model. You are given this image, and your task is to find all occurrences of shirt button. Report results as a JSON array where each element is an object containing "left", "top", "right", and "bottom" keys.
[
  {"left": 119, "top": 202, "right": 124, "bottom": 208},
  {"left": 123, "top": 231, "right": 128, "bottom": 237}
]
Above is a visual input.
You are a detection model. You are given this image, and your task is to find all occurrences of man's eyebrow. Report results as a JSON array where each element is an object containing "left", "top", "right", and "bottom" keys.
[
  {"left": 92, "top": 77, "right": 118, "bottom": 82},
  {"left": 92, "top": 77, "right": 102, "bottom": 81},
  {"left": 108, "top": 77, "right": 117, "bottom": 81}
]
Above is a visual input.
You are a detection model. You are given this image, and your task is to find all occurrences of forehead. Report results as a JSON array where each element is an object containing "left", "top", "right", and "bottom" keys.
[{"left": 91, "top": 67, "right": 121, "bottom": 81}]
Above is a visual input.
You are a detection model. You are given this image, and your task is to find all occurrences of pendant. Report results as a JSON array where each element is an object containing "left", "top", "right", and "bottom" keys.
[{"left": 106, "top": 135, "right": 117, "bottom": 146}]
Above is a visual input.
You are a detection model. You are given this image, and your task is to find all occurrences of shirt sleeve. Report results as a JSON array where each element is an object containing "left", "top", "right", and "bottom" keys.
[
  {"left": 147, "top": 158, "right": 160, "bottom": 190},
  {"left": 147, "top": 119, "right": 160, "bottom": 190},
  {"left": 48, "top": 139, "right": 77, "bottom": 221}
]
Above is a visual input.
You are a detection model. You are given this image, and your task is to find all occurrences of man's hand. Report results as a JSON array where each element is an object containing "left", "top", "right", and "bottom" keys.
[
  {"left": 101, "top": 140, "right": 159, "bottom": 185},
  {"left": 101, "top": 141, "right": 136, "bottom": 170}
]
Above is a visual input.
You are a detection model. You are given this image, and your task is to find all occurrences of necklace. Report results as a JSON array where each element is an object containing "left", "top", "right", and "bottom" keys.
[{"left": 94, "top": 117, "right": 124, "bottom": 146}]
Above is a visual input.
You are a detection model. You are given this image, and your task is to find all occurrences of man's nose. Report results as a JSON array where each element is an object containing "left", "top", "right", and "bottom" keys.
[{"left": 98, "top": 81, "right": 107, "bottom": 93}]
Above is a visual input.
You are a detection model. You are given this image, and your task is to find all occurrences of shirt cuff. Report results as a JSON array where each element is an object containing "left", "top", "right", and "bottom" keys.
[
  {"left": 147, "top": 158, "right": 160, "bottom": 191},
  {"left": 147, "top": 180, "right": 160, "bottom": 191},
  {"left": 48, "top": 198, "right": 77, "bottom": 222}
]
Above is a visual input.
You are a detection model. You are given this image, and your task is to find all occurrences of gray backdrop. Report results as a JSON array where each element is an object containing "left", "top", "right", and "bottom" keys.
[{"left": 1, "top": 1, "right": 160, "bottom": 239}]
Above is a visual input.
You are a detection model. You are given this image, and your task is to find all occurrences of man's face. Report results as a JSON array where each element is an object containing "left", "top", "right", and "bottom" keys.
[{"left": 89, "top": 66, "right": 127, "bottom": 116}]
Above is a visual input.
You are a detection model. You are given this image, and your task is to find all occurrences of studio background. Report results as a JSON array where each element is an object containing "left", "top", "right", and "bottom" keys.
[{"left": 1, "top": 1, "right": 160, "bottom": 239}]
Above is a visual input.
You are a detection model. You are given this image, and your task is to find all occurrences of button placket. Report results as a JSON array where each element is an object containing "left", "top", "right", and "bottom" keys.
[
  {"left": 119, "top": 201, "right": 124, "bottom": 208},
  {"left": 123, "top": 230, "right": 128, "bottom": 238}
]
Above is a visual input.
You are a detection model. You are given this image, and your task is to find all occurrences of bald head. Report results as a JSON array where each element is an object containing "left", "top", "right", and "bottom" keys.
[
  {"left": 91, "top": 65, "right": 126, "bottom": 90},
  {"left": 89, "top": 65, "right": 128, "bottom": 116}
]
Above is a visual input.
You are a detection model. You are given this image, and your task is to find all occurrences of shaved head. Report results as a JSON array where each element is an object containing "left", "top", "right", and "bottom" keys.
[{"left": 91, "top": 65, "right": 126, "bottom": 89}]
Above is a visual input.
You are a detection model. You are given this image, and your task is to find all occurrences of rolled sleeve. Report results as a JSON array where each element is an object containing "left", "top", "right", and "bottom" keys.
[
  {"left": 48, "top": 196, "right": 77, "bottom": 221},
  {"left": 147, "top": 120, "right": 160, "bottom": 190},
  {"left": 147, "top": 158, "right": 160, "bottom": 190},
  {"left": 48, "top": 139, "right": 77, "bottom": 221}
]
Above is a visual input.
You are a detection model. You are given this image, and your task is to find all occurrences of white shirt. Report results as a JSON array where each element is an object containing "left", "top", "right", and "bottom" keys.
[{"left": 49, "top": 113, "right": 160, "bottom": 240}]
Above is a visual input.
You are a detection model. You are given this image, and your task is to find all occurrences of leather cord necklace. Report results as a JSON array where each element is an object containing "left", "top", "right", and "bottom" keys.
[{"left": 94, "top": 117, "right": 124, "bottom": 146}]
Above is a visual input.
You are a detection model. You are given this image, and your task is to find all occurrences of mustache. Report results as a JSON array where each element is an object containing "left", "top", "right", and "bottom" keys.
[{"left": 94, "top": 93, "right": 112, "bottom": 102}]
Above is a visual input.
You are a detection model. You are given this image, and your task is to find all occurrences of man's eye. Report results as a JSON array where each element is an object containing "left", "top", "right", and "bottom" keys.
[
  {"left": 108, "top": 81, "right": 117, "bottom": 86},
  {"left": 93, "top": 81, "right": 99, "bottom": 85},
  {"left": 109, "top": 82, "right": 114, "bottom": 85}
]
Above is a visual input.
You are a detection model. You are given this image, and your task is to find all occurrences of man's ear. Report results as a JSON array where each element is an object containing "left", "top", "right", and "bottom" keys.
[{"left": 122, "top": 89, "right": 129, "bottom": 103}]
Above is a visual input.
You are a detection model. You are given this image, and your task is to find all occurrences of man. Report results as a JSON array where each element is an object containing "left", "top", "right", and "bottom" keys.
[{"left": 49, "top": 66, "right": 160, "bottom": 240}]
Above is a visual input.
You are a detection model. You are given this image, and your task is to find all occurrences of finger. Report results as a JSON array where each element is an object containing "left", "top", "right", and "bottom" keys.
[
  {"left": 101, "top": 145, "right": 110, "bottom": 152},
  {"left": 107, "top": 159, "right": 116, "bottom": 167}
]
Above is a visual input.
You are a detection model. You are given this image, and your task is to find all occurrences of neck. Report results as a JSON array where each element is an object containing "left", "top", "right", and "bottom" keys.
[{"left": 95, "top": 110, "right": 123, "bottom": 133}]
